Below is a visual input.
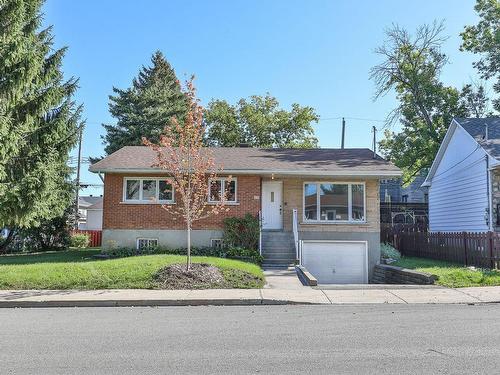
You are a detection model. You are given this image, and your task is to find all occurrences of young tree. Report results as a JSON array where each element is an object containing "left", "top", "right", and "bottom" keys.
[
  {"left": 102, "top": 51, "right": 188, "bottom": 155},
  {"left": 461, "top": 0, "right": 500, "bottom": 112},
  {"left": 0, "top": 0, "right": 81, "bottom": 251},
  {"left": 143, "top": 78, "right": 230, "bottom": 270},
  {"left": 204, "top": 94, "right": 319, "bottom": 148},
  {"left": 371, "top": 22, "right": 469, "bottom": 183}
]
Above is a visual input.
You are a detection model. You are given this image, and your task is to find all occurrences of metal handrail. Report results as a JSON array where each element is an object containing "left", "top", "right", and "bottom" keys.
[
  {"left": 292, "top": 208, "right": 299, "bottom": 263},
  {"left": 258, "top": 210, "right": 263, "bottom": 256}
]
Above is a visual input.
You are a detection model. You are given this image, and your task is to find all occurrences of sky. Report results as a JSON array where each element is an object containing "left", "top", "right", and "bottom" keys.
[{"left": 42, "top": 0, "right": 481, "bottom": 196}]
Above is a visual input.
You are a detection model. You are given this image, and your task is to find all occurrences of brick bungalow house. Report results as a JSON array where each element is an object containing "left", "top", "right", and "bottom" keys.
[{"left": 90, "top": 146, "right": 401, "bottom": 283}]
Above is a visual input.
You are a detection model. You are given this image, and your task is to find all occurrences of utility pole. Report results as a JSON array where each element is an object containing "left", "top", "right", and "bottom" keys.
[
  {"left": 341, "top": 117, "right": 345, "bottom": 149},
  {"left": 372, "top": 126, "right": 377, "bottom": 159},
  {"left": 74, "top": 125, "right": 83, "bottom": 229}
]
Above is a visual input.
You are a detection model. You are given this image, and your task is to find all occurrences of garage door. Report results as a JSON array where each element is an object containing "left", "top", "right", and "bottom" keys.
[{"left": 301, "top": 241, "right": 368, "bottom": 284}]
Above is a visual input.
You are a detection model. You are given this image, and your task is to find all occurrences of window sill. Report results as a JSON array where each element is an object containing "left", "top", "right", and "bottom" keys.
[
  {"left": 301, "top": 221, "right": 368, "bottom": 225},
  {"left": 207, "top": 202, "right": 240, "bottom": 206},
  {"left": 120, "top": 201, "right": 175, "bottom": 205}
]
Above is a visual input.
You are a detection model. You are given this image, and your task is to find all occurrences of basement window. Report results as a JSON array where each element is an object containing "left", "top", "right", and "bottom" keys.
[{"left": 137, "top": 238, "right": 158, "bottom": 251}]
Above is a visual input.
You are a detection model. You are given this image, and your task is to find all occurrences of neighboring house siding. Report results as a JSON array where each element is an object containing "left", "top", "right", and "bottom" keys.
[
  {"left": 401, "top": 174, "right": 428, "bottom": 203},
  {"left": 86, "top": 209, "right": 103, "bottom": 230},
  {"left": 102, "top": 173, "right": 261, "bottom": 230},
  {"left": 429, "top": 125, "right": 489, "bottom": 232}
]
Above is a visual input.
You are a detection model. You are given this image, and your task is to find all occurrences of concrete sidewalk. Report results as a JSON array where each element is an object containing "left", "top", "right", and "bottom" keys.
[{"left": 1, "top": 285, "right": 500, "bottom": 307}]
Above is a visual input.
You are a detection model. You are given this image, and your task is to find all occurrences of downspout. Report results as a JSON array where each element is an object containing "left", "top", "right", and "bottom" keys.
[{"left": 486, "top": 155, "right": 493, "bottom": 231}]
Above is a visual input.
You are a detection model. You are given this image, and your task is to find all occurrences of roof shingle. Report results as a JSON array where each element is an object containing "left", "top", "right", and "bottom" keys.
[{"left": 89, "top": 146, "right": 401, "bottom": 176}]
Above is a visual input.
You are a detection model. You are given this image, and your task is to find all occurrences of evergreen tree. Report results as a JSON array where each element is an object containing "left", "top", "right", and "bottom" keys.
[
  {"left": 102, "top": 51, "right": 188, "bottom": 155},
  {"left": 0, "top": 0, "right": 81, "bottom": 250}
]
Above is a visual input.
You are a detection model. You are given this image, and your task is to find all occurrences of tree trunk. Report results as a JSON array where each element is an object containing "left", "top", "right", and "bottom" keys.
[
  {"left": 0, "top": 228, "right": 16, "bottom": 254},
  {"left": 186, "top": 222, "right": 191, "bottom": 270}
]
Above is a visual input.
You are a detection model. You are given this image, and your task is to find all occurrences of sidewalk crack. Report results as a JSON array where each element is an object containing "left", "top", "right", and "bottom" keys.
[
  {"left": 320, "top": 289, "right": 333, "bottom": 304},
  {"left": 385, "top": 289, "right": 408, "bottom": 304},
  {"left": 451, "top": 287, "right": 483, "bottom": 303}
]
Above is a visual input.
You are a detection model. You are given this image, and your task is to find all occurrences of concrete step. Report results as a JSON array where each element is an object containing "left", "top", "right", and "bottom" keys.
[
  {"left": 262, "top": 252, "right": 296, "bottom": 260},
  {"left": 261, "top": 246, "right": 295, "bottom": 251},
  {"left": 262, "top": 259, "right": 297, "bottom": 267}
]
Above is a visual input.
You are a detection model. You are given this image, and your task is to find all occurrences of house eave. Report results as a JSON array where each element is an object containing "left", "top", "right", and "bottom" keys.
[{"left": 89, "top": 167, "right": 402, "bottom": 178}]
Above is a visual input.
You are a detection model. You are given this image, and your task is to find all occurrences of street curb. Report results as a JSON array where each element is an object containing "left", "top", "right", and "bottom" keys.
[{"left": 0, "top": 298, "right": 322, "bottom": 308}]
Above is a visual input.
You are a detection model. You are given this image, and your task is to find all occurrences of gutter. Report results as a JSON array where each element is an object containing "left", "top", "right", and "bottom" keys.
[{"left": 88, "top": 167, "right": 402, "bottom": 178}]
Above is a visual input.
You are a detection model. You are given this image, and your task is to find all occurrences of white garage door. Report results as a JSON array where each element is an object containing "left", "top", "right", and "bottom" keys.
[{"left": 301, "top": 241, "right": 368, "bottom": 284}]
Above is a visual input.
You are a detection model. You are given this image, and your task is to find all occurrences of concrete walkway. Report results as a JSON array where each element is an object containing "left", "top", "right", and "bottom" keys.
[{"left": 1, "top": 285, "right": 500, "bottom": 307}]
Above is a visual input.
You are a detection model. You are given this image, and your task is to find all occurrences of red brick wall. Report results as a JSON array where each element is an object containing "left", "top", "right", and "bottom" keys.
[{"left": 103, "top": 174, "right": 261, "bottom": 230}]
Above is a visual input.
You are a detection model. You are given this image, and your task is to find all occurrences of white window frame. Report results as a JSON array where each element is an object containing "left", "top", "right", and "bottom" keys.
[
  {"left": 136, "top": 238, "right": 158, "bottom": 250},
  {"left": 123, "top": 177, "right": 175, "bottom": 204},
  {"left": 208, "top": 177, "right": 237, "bottom": 203},
  {"left": 302, "top": 181, "right": 367, "bottom": 224}
]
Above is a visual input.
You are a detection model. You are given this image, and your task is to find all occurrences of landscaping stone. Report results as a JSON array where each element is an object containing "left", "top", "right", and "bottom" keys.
[{"left": 372, "top": 264, "right": 437, "bottom": 285}]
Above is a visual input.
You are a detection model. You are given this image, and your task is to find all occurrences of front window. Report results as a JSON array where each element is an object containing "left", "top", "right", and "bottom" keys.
[
  {"left": 124, "top": 178, "right": 174, "bottom": 203},
  {"left": 208, "top": 178, "right": 237, "bottom": 203},
  {"left": 304, "top": 182, "right": 365, "bottom": 222}
]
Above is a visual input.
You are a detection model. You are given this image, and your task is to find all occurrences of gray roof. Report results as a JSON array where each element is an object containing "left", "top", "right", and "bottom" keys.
[
  {"left": 87, "top": 200, "right": 103, "bottom": 210},
  {"left": 456, "top": 117, "right": 500, "bottom": 159},
  {"left": 78, "top": 196, "right": 103, "bottom": 208},
  {"left": 89, "top": 146, "right": 401, "bottom": 177}
]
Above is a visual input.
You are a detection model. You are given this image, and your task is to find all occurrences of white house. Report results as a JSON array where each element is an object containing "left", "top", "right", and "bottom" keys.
[
  {"left": 423, "top": 118, "right": 500, "bottom": 232},
  {"left": 78, "top": 196, "right": 103, "bottom": 230}
]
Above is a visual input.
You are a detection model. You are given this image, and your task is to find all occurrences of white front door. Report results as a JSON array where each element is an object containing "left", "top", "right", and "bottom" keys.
[{"left": 262, "top": 181, "right": 283, "bottom": 230}]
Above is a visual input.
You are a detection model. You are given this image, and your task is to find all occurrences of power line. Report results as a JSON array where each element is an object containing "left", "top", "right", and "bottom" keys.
[
  {"left": 319, "top": 116, "right": 385, "bottom": 123},
  {"left": 431, "top": 145, "right": 483, "bottom": 181}
]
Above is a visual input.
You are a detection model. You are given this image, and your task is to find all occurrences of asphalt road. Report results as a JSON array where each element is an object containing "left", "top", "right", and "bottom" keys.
[{"left": 1, "top": 304, "right": 500, "bottom": 374}]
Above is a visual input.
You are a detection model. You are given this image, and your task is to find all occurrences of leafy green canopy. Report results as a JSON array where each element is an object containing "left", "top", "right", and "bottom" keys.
[
  {"left": 204, "top": 94, "right": 319, "bottom": 148},
  {"left": 102, "top": 51, "right": 188, "bottom": 155},
  {"left": 371, "top": 23, "right": 472, "bottom": 183},
  {"left": 0, "top": 0, "right": 81, "bottom": 229},
  {"left": 461, "top": 0, "right": 500, "bottom": 112}
]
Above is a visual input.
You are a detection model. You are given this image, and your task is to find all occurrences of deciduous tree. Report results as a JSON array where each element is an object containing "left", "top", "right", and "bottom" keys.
[
  {"left": 371, "top": 22, "right": 469, "bottom": 183},
  {"left": 204, "top": 94, "right": 319, "bottom": 148},
  {"left": 461, "top": 0, "right": 500, "bottom": 112},
  {"left": 143, "top": 78, "right": 230, "bottom": 270}
]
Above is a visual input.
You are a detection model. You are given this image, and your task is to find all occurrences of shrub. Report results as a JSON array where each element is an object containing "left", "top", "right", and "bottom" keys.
[
  {"left": 70, "top": 233, "right": 90, "bottom": 249},
  {"left": 223, "top": 214, "right": 260, "bottom": 250},
  {"left": 100, "top": 245, "right": 263, "bottom": 264},
  {"left": 225, "top": 246, "right": 263, "bottom": 264},
  {"left": 380, "top": 243, "right": 401, "bottom": 260},
  {"left": 8, "top": 212, "right": 72, "bottom": 253}
]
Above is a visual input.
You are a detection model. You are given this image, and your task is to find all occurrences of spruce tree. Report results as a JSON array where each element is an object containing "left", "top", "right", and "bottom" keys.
[
  {"left": 0, "top": 0, "right": 81, "bottom": 249},
  {"left": 102, "top": 51, "right": 187, "bottom": 155}
]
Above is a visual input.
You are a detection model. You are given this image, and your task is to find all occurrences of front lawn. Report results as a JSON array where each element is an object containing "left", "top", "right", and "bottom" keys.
[
  {"left": 393, "top": 257, "right": 500, "bottom": 288},
  {"left": 0, "top": 250, "right": 265, "bottom": 289}
]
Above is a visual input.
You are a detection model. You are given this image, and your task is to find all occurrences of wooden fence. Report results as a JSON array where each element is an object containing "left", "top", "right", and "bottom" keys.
[
  {"left": 384, "top": 228, "right": 500, "bottom": 269},
  {"left": 71, "top": 230, "right": 102, "bottom": 247}
]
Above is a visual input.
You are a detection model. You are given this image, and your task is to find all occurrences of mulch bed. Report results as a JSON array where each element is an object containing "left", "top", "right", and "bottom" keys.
[{"left": 153, "top": 263, "right": 226, "bottom": 289}]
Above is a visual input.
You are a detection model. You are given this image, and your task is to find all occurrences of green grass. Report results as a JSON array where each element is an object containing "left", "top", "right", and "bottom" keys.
[
  {"left": 0, "top": 250, "right": 265, "bottom": 289},
  {"left": 393, "top": 257, "right": 500, "bottom": 288}
]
